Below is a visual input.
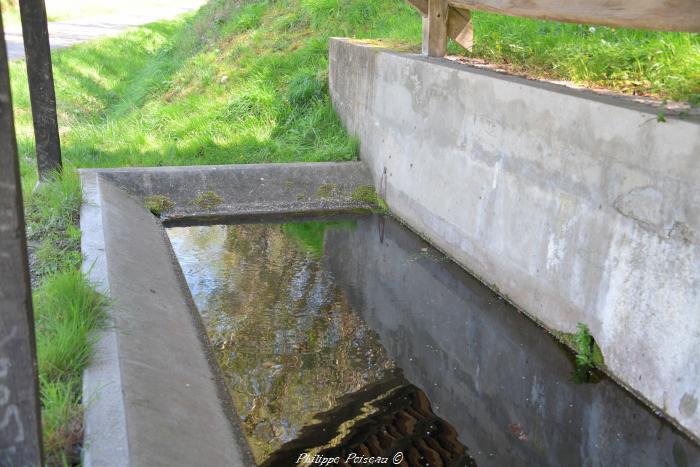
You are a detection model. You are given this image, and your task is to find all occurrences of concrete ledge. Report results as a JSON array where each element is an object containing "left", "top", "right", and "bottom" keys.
[
  {"left": 81, "top": 175, "right": 254, "bottom": 467},
  {"left": 80, "top": 162, "right": 374, "bottom": 466},
  {"left": 329, "top": 38, "right": 700, "bottom": 439},
  {"left": 80, "top": 172, "right": 129, "bottom": 467},
  {"left": 93, "top": 161, "right": 374, "bottom": 222}
]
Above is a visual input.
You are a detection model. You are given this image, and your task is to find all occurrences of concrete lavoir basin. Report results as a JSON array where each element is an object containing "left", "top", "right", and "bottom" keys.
[
  {"left": 79, "top": 160, "right": 699, "bottom": 466},
  {"left": 79, "top": 162, "right": 376, "bottom": 467},
  {"left": 169, "top": 216, "right": 699, "bottom": 466}
]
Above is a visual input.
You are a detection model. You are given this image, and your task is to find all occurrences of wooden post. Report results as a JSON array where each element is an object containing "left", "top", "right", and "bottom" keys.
[
  {"left": 426, "top": 0, "right": 449, "bottom": 57},
  {"left": 19, "top": 0, "right": 62, "bottom": 179},
  {"left": 0, "top": 8, "right": 44, "bottom": 467}
]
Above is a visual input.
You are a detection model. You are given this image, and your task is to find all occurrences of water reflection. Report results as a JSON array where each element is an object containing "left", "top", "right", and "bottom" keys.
[
  {"left": 168, "top": 221, "right": 470, "bottom": 465},
  {"left": 168, "top": 216, "right": 700, "bottom": 467}
]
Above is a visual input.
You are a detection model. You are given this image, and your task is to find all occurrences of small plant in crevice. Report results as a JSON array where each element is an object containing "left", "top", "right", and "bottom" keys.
[
  {"left": 552, "top": 323, "right": 604, "bottom": 383},
  {"left": 574, "top": 323, "right": 595, "bottom": 369}
]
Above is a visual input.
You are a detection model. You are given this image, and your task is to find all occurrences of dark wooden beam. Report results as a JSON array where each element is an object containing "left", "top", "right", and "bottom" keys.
[
  {"left": 0, "top": 8, "right": 44, "bottom": 467},
  {"left": 19, "top": 0, "right": 62, "bottom": 179}
]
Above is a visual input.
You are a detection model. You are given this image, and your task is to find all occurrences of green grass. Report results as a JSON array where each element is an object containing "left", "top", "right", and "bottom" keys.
[
  {"left": 22, "top": 170, "right": 106, "bottom": 465},
  {"left": 25, "top": 170, "right": 82, "bottom": 280},
  {"left": 463, "top": 13, "right": 700, "bottom": 104},
  {"left": 8, "top": 0, "right": 698, "bottom": 463},
  {"left": 35, "top": 270, "right": 106, "bottom": 466}
]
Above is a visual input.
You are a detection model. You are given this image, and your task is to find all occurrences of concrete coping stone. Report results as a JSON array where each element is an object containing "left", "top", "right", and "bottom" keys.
[{"left": 330, "top": 37, "right": 700, "bottom": 122}]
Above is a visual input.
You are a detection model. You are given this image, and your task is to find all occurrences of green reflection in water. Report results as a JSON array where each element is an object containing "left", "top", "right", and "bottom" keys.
[
  {"left": 168, "top": 221, "right": 395, "bottom": 463},
  {"left": 283, "top": 220, "right": 356, "bottom": 258}
]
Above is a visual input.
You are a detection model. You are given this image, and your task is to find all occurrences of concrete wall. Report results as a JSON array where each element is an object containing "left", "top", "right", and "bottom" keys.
[
  {"left": 329, "top": 38, "right": 700, "bottom": 440},
  {"left": 325, "top": 216, "right": 700, "bottom": 466},
  {"left": 95, "top": 161, "right": 374, "bottom": 222}
]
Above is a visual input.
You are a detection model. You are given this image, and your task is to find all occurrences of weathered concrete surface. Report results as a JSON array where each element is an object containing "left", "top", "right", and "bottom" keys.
[
  {"left": 95, "top": 161, "right": 375, "bottom": 222},
  {"left": 80, "top": 172, "right": 129, "bottom": 467},
  {"left": 325, "top": 216, "right": 700, "bottom": 466},
  {"left": 80, "top": 174, "right": 254, "bottom": 467},
  {"left": 329, "top": 38, "right": 700, "bottom": 440},
  {"left": 80, "top": 162, "right": 374, "bottom": 466}
]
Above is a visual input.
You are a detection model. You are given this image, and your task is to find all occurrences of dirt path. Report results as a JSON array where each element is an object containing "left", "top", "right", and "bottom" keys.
[{"left": 4, "top": 2, "right": 205, "bottom": 61}]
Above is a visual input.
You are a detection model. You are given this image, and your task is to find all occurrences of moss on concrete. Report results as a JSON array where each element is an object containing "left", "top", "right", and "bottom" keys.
[
  {"left": 375, "top": 197, "right": 389, "bottom": 214},
  {"left": 350, "top": 185, "right": 389, "bottom": 214},
  {"left": 316, "top": 183, "right": 337, "bottom": 199},
  {"left": 144, "top": 195, "right": 174, "bottom": 216},
  {"left": 192, "top": 191, "right": 223, "bottom": 210},
  {"left": 350, "top": 185, "right": 378, "bottom": 204}
]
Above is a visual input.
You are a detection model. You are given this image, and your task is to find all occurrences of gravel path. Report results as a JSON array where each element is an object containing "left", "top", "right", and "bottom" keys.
[{"left": 5, "top": 2, "right": 205, "bottom": 61}]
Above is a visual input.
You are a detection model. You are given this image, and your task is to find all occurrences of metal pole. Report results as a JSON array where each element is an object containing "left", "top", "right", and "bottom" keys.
[
  {"left": 0, "top": 7, "right": 44, "bottom": 466},
  {"left": 19, "top": 0, "right": 62, "bottom": 178}
]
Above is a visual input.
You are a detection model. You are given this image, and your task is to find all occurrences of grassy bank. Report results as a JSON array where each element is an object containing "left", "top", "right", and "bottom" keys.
[
  {"left": 466, "top": 13, "right": 700, "bottom": 104},
  {"left": 23, "top": 171, "right": 106, "bottom": 466},
  {"left": 10, "top": 0, "right": 698, "bottom": 177},
  {"left": 9, "top": 0, "right": 698, "bottom": 463}
]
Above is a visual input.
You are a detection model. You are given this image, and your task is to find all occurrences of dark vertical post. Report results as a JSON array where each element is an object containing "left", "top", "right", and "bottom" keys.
[
  {"left": 19, "top": 0, "right": 62, "bottom": 178},
  {"left": 0, "top": 8, "right": 44, "bottom": 467}
]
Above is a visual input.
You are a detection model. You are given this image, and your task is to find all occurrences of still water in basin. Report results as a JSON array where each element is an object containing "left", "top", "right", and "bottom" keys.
[{"left": 167, "top": 215, "right": 699, "bottom": 467}]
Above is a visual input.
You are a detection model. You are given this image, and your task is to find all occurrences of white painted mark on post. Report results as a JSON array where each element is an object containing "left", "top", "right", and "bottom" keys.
[{"left": 0, "top": 327, "right": 26, "bottom": 448}]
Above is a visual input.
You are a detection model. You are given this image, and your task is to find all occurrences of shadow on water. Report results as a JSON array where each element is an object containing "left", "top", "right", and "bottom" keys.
[{"left": 167, "top": 215, "right": 700, "bottom": 467}]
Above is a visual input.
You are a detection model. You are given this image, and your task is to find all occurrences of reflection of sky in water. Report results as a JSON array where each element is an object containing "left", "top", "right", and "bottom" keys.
[
  {"left": 168, "top": 225, "right": 234, "bottom": 314},
  {"left": 167, "top": 221, "right": 396, "bottom": 463}
]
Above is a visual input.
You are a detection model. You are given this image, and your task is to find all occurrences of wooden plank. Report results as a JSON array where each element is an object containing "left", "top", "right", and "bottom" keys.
[
  {"left": 448, "top": 7, "right": 472, "bottom": 51},
  {"left": 0, "top": 8, "right": 44, "bottom": 467},
  {"left": 408, "top": 0, "right": 473, "bottom": 51},
  {"left": 19, "top": 0, "right": 62, "bottom": 179},
  {"left": 426, "top": 0, "right": 449, "bottom": 57},
  {"left": 447, "top": 0, "right": 700, "bottom": 32}
]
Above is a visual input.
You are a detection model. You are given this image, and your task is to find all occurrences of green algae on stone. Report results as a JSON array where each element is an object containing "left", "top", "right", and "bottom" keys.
[{"left": 144, "top": 195, "right": 174, "bottom": 216}]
